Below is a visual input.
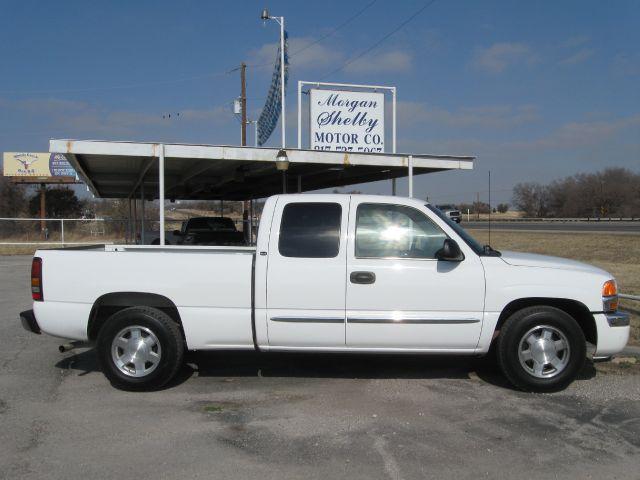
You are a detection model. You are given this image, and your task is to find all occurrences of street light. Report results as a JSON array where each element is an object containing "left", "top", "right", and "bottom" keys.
[
  {"left": 275, "top": 149, "right": 289, "bottom": 171},
  {"left": 260, "top": 8, "right": 286, "bottom": 148},
  {"left": 275, "top": 149, "right": 289, "bottom": 193}
]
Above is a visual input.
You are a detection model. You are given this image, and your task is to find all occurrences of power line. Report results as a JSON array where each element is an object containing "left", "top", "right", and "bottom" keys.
[
  {"left": 290, "top": 0, "right": 378, "bottom": 58},
  {"left": 321, "top": 0, "right": 438, "bottom": 79},
  {"left": 247, "top": 0, "right": 378, "bottom": 69},
  {"left": 0, "top": 71, "right": 232, "bottom": 96}
]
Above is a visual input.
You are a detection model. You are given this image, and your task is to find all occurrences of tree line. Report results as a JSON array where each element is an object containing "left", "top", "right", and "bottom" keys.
[{"left": 512, "top": 167, "right": 640, "bottom": 218}]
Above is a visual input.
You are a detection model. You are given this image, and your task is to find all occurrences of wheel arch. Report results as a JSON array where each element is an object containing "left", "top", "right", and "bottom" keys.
[
  {"left": 495, "top": 297, "right": 597, "bottom": 345},
  {"left": 87, "top": 292, "right": 183, "bottom": 341}
]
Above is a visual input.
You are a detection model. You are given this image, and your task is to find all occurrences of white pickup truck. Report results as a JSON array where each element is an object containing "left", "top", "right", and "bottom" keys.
[{"left": 21, "top": 194, "right": 629, "bottom": 392}]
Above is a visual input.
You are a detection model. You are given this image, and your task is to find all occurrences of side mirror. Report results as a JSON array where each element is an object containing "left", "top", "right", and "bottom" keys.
[
  {"left": 436, "top": 238, "right": 465, "bottom": 262},
  {"left": 172, "top": 230, "right": 182, "bottom": 236}
]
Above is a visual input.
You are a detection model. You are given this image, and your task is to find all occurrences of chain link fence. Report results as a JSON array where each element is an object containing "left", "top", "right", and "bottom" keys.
[
  {"left": 0, "top": 218, "right": 128, "bottom": 246},
  {"left": 0, "top": 216, "right": 256, "bottom": 246}
]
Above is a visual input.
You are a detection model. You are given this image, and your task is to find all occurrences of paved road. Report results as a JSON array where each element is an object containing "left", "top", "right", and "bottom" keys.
[
  {"left": 463, "top": 221, "right": 640, "bottom": 233},
  {"left": 1, "top": 255, "right": 639, "bottom": 479}
]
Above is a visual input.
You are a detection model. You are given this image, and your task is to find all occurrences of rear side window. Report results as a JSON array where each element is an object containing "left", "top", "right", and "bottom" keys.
[{"left": 279, "top": 203, "right": 342, "bottom": 258}]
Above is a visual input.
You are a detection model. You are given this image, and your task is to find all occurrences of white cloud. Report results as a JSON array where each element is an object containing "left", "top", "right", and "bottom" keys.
[
  {"left": 344, "top": 50, "right": 412, "bottom": 74},
  {"left": 398, "top": 101, "right": 539, "bottom": 129},
  {"left": 560, "top": 48, "right": 595, "bottom": 65},
  {"left": 471, "top": 42, "right": 538, "bottom": 73},
  {"left": 509, "top": 114, "right": 640, "bottom": 149},
  {"left": 249, "top": 36, "right": 343, "bottom": 71}
]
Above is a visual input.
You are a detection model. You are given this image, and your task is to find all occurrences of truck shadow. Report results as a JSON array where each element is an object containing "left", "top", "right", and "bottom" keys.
[{"left": 55, "top": 348, "right": 597, "bottom": 391}]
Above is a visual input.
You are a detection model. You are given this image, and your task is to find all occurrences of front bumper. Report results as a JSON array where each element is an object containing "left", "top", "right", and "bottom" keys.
[
  {"left": 592, "top": 311, "right": 631, "bottom": 357},
  {"left": 20, "top": 309, "right": 41, "bottom": 334},
  {"left": 606, "top": 311, "right": 630, "bottom": 327}
]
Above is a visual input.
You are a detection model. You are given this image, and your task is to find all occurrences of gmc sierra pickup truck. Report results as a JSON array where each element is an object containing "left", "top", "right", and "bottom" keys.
[{"left": 21, "top": 194, "right": 629, "bottom": 391}]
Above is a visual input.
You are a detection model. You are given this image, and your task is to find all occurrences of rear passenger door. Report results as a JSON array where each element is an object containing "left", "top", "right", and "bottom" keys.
[{"left": 266, "top": 197, "right": 350, "bottom": 347}]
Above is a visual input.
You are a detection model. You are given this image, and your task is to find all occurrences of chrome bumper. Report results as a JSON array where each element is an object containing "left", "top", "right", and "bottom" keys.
[{"left": 606, "top": 311, "right": 630, "bottom": 327}]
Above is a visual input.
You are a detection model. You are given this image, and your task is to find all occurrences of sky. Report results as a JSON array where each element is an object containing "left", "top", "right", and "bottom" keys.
[{"left": 1, "top": 0, "right": 639, "bottom": 205}]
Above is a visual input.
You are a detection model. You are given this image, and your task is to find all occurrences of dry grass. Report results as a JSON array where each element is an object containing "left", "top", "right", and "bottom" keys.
[{"left": 469, "top": 229, "right": 640, "bottom": 344}]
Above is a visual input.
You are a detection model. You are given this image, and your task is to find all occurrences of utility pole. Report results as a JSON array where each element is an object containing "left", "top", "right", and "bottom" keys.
[
  {"left": 476, "top": 192, "right": 480, "bottom": 221},
  {"left": 240, "top": 62, "right": 251, "bottom": 244},
  {"left": 40, "top": 183, "right": 46, "bottom": 239},
  {"left": 240, "top": 62, "right": 247, "bottom": 147}
]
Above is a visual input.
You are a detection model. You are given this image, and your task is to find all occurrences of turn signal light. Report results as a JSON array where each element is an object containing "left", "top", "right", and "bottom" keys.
[
  {"left": 602, "top": 280, "right": 617, "bottom": 297},
  {"left": 602, "top": 280, "right": 618, "bottom": 312},
  {"left": 31, "top": 257, "right": 43, "bottom": 301}
]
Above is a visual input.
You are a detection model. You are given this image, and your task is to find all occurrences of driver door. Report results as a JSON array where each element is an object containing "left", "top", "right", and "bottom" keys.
[{"left": 345, "top": 200, "right": 485, "bottom": 350}]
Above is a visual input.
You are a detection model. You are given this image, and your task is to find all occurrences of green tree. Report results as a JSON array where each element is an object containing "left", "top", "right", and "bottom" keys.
[
  {"left": 0, "top": 175, "right": 28, "bottom": 217},
  {"left": 28, "top": 187, "right": 83, "bottom": 218}
]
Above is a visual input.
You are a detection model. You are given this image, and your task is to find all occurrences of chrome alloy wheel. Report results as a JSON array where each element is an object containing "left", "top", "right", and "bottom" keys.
[
  {"left": 518, "top": 325, "right": 570, "bottom": 379},
  {"left": 111, "top": 326, "right": 162, "bottom": 378}
]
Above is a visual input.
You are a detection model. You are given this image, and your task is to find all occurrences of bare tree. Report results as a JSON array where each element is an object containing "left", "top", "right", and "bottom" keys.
[{"left": 512, "top": 183, "right": 549, "bottom": 217}]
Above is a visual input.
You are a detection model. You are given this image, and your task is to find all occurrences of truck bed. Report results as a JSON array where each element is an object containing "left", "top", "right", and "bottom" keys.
[{"left": 34, "top": 244, "right": 256, "bottom": 350}]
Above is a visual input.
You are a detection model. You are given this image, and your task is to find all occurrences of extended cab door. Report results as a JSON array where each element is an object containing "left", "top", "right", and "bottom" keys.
[
  {"left": 345, "top": 199, "right": 485, "bottom": 350},
  {"left": 265, "top": 196, "right": 349, "bottom": 347}
]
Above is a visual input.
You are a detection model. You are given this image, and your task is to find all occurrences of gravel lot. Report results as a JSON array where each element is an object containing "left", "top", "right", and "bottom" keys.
[{"left": 1, "top": 255, "right": 639, "bottom": 479}]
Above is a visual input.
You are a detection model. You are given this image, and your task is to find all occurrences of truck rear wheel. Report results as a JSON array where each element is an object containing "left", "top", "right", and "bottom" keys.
[
  {"left": 497, "top": 306, "right": 585, "bottom": 392},
  {"left": 96, "top": 307, "right": 184, "bottom": 390}
]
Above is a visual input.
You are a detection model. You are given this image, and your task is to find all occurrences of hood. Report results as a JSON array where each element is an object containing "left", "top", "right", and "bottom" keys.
[{"left": 499, "top": 250, "right": 610, "bottom": 275}]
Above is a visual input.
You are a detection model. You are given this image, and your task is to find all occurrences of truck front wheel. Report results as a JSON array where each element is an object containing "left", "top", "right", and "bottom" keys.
[
  {"left": 497, "top": 306, "right": 586, "bottom": 392},
  {"left": 96, "top": 307, "right": 184, "bottom": 390}
]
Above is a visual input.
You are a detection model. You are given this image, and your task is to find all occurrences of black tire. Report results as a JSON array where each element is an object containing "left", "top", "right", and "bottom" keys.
[
  {"left": 497, "top": 306, "right": 585, "bottom": 392},
  {"left": 96, "top": 306, "right": 184, "bottom": 390}
]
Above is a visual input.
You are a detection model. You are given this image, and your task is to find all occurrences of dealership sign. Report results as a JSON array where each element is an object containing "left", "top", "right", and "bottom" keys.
[
  {"left": 3, "top": 152, "right": 76, "bottom": 179},
  {"left": 309, "top": 89, "right": 385, "bottom": 152}
]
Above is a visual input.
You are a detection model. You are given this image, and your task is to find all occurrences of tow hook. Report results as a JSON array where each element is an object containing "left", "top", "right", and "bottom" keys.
[{"left": 58, "top": 341, "right": 89, "bottom": 353}]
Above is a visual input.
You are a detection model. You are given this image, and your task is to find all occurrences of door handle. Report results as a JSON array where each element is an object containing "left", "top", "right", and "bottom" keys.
[{"left": 350, "top": 271, "right": 376, "bottom": 284}]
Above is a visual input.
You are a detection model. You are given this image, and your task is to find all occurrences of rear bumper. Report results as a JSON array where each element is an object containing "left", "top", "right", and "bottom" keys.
[{"left": 20, "top": 309, "right": 41, "bottom": 334}]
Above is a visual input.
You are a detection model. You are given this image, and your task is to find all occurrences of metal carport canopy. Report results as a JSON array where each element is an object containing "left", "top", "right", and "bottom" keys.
[{"left": 50, "top": 139, "right": 474, "bottom": 201}]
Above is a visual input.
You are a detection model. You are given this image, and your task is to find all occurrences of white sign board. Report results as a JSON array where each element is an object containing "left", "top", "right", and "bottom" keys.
[{"left": 309, "top": 89, "right": 385, "bottom": 152}]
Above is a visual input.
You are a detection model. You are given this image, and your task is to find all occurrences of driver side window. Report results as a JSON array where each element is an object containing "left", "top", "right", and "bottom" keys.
[{"left": 355, "top": 203, "right": 447, "bottom": 259}]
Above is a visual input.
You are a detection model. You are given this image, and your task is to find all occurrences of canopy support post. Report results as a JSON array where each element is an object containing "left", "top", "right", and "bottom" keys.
[
  {"left": 407, "top": 155, "right": 413, "bottom": 198},
  {"left": 249, "top": 199, "right": 254, "bottom": 245},
  {"left": 159, "top": 143, "right": 165, "bottom": 246},
  {"left": 408, "top": 155, "right": 413, "bottom": 198},
  {"left": 392, "top": 87, "right": 397, "bottom": 196},
  {"left": 140, "top": 182, "right": 145, "bottom": 245}
]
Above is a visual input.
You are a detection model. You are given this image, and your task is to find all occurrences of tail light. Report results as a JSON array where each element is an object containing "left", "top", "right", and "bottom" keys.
[{"left": 31, "top": 257, "right": 43, "bottom": 301}]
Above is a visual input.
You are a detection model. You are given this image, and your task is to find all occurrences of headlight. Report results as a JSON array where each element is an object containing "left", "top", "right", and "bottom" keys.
[{"left": 602, "top": 279, "right": 618, "bottom": 312}]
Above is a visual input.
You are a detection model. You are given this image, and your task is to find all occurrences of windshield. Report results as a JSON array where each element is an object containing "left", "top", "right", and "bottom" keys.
[{"left": 426, "top": 204, "right": 484, "bottom": 255}]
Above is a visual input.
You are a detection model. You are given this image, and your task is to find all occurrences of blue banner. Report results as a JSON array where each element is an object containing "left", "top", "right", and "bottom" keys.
[{"left": 257, "top": 31, "right": 289, "bottom": 146}]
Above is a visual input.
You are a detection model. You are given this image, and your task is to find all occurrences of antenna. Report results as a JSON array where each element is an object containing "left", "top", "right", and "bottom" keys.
[{"left": 488, "top": 170, "right": 491, "bottom": 247}]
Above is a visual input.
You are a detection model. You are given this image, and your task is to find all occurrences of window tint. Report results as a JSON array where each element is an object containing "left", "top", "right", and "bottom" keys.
[
  {"left": 279, "top": 203, "right": 342, "bottom": 258},
  {"left": 355, "top": 204, "right": 447, "bottom": 259}
]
